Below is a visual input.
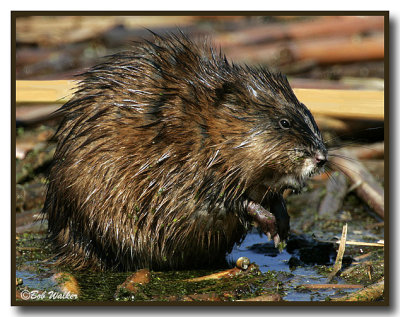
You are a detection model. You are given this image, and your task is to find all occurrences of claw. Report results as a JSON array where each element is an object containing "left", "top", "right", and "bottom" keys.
[
  {"left": 273, "top": 234, "right": 280, "bottom": 247},
  {"left": 246, "top": 199, "right": 289, "bottom": 248}
]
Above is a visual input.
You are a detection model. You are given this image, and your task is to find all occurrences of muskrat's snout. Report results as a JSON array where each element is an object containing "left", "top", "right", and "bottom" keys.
[{"left": 314, "top": 149, "right": 328, "bottom": 168}]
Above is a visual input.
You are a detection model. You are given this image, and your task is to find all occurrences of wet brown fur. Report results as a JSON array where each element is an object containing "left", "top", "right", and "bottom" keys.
[{"left": 44, "top": 32, "right": 325, "bottom": 271}]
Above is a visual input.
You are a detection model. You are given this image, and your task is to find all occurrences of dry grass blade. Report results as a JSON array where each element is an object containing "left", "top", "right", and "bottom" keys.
[{"left": 328, "top": 223, "right": 347, "bottom": 281}]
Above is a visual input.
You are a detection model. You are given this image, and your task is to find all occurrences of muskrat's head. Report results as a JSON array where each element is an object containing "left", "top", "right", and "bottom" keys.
[
  {"left": 111, "top": 33, "right": 327, "bottom": 197},
  {"left": 206, "top": 65, "right": 328, "bottom": 194}
]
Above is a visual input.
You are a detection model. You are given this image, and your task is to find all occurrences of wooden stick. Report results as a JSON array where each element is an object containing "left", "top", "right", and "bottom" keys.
[
  {"left": 185, "top": 261, "right": 256, "bottom": 282},
  {"left": 300, "top": 284, "right": 363, "bottom": 290},
  {"left": 238, "top": 294, "right": 282, "bottom": 301},
  {"left": 328, "top": 224, "right": 347, "bottom": 280},
  {"left": 16, "top": 104, "right": 60, "bottom": 122},
  {"left": 294, "top": 88, "right": 384, "bottom": 120},
  {"left": 318, "top": 240, "right": 384, "bottom": 248},
  {"left": 185, "top": 267, "right": 241, "bottom": 282},
  {"left": 225, "top": 34, "right": 384, "bottom": 65},
  {"left": 16, "top": 16, "right": 198, "bottom": 45},
  {"left": 365, "top": 221, "right": 385, "bottom": 229},
  {"left": 353, "top": 253, "right": 373, "bottom": 261},
  {"left": 15, "top": 80, "right": 384, "bottom": 121},
  {"left": 318, "top": 171, "right": 348, "bottom": 217},
  {"left": 332, "top": 278, "right": 384, "bottom": 301},
  {"left": 330, "top": 149, "right": 385, "bottom": 218},
  {"left": 342, "top": 142, "right": 384, "bottom": 160},
  {"left": 216, "top": 16, "right": 384, "bottom": 47},
  {"left": 16, "top": 80, "right": 76, "bottom": 104},
  {"left": 294, "top": 35, "right": 384, "bottom": 64}
]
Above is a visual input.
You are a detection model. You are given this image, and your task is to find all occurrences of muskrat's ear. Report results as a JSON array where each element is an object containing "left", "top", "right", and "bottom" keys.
[
  {"left": 214, "top": 82, "right": 236, "bottom": 106},
  {"left": 215, "top": 82, "right": 233, "bottom": 99}
]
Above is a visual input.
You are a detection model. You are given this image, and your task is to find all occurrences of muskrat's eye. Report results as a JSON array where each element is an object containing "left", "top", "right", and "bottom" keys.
[{"left": 279, "top": 118, "right": 291, "bottom": 129}]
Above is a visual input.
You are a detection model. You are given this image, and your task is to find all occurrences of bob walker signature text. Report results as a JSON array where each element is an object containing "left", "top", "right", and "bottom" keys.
[{"left": 20, "top": 289, "right": 78, "bottom": 300}]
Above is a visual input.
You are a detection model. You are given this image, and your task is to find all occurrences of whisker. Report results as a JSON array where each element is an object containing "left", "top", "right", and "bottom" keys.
[
  {"left": 328, "top": 142, "right": 383, "bottom": 152},
  {"left": 324, "top": 169, "right": 339, "bottom": 187},
  {"left": 327, "top": 161, "right": 363, "bottom": 178},
  {"left": 261, "top": 186, "right": 272, "bottom": 204},
  {"left": 328, "top": 153, "right": 360, "bottom": 163}
]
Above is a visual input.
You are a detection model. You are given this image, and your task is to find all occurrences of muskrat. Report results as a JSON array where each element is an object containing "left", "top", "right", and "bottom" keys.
[{"left": 43, "top": 32, "right": 327, "bottom": 271}]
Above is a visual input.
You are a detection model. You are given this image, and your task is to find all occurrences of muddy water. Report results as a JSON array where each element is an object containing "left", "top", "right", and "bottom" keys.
[
  {"left": 16, "top": 227, "right": 361, "bottom": 302},
  {"left": 15, "top": 184, "right": 385, "bottom": 303},
  {"left": 228, "top": 230, "right": 351, "bottom": 301}
]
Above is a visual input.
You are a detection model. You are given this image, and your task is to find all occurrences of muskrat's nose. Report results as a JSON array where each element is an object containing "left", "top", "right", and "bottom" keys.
[{"left": 315, "top": 151, "right": 327, "bottom": 167}]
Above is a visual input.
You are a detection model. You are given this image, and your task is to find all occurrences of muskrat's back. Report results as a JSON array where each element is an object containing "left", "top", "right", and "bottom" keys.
[{"left": 44, "top": 32, "right": 327, "bottom": 271}]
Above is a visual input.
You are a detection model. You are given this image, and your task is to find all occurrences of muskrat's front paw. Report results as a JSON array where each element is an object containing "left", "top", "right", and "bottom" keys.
[{"left": 247, "top": 201, "right": 281, "bottom": 246}]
